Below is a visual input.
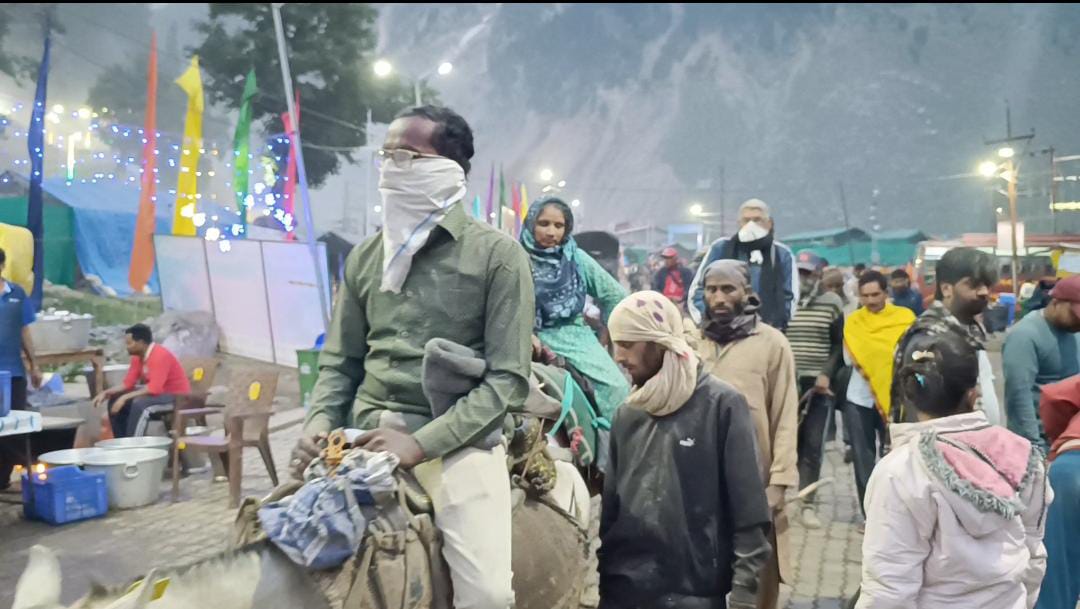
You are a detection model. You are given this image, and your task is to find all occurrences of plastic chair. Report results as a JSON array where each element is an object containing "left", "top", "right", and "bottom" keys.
[
  {"left": 170, "top": 368, "right": 279, "bottom": 507},
  {"left": 171, "top": 357, "right": 222, "bottom": 429},
  {"left": 137, "top": 357, "right": 222, "bottom": 439},
  {"left": 180, "top": 357, "right": 222, "bottom": 410}
]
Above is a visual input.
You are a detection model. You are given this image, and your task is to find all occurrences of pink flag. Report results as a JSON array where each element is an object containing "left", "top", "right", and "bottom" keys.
[{"left": 280, "top": 92, "right": 300, "bottom": 241}]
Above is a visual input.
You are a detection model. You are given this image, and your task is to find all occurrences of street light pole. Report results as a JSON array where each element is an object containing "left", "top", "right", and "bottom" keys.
[
  {"left": 271, "top": 2, "right": 330, "bottom": 330},
  {"left": 414, "top": 79, "right": 423, "bottom": 106}
]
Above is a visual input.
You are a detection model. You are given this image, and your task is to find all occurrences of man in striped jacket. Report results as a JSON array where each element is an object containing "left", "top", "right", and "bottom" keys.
[{"left": 785, "top": 255, "right": 845, "bottom": 529}]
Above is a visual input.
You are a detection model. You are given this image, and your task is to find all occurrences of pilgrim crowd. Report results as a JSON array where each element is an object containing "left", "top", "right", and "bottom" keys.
[{"left": 281, "top": 105, "right": 1080, "bottom": 609}]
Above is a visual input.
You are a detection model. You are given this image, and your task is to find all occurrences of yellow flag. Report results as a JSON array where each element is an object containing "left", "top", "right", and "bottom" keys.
[
  {"left": 519, "top": 184, "right": 528, "bottom": 220},
  {"left": 172, "top": 56, "right": 204, "bottom": 236}
]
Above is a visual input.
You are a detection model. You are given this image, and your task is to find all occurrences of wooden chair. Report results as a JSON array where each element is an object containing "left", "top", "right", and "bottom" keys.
[{"left": 171, "top": 368, "right": 279, "bottom": 508}]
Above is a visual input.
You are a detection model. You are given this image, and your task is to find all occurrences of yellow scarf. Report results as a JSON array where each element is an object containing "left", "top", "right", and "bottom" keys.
[{"left": 844, "top": 303, "right": 915, "bottom": 420}]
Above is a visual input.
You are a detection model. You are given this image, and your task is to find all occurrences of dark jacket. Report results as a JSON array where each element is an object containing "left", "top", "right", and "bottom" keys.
[
  {"left": 689, "top": 237, "right": 797, "bottom": 331},
  {"left": 652, "top": 266, "right": 695, "bottom": 301},
  {"left": 599, "top": 371, "right": 772, "bottom": 609},
  {"left": 890, "top": 288, "right": 925, "bottom": 317}
]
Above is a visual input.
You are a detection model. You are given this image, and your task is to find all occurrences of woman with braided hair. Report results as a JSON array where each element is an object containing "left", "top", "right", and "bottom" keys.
[{"left": 856, "top": 329, "right": 1053, "bottom": 609}]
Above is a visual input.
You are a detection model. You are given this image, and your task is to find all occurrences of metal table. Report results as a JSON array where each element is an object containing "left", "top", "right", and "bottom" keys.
[{"left": 35, "top": 348, "right": 106, "bottom": 397}]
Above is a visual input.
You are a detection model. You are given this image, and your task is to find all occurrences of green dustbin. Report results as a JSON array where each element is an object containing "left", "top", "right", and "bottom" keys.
[{"left": 297, "top": 349, "right": 321, "bottom": 411}]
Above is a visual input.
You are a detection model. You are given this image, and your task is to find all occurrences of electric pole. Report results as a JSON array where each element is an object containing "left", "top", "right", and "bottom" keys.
[{"left": 984, "top": 100, "right": 1034, "bottom": 299}]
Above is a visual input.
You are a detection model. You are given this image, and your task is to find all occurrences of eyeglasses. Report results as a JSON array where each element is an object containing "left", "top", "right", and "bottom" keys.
[{"left": 378, "top": 148, "right": 445, "bottom": 168}]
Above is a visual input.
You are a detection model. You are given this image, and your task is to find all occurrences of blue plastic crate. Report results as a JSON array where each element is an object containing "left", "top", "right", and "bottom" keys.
[
  {"left": 0, "top": 370, "right": 10, "bottom": 417},
  {"left": 22, "top": 465, "right": 108, "bottom": 525}
]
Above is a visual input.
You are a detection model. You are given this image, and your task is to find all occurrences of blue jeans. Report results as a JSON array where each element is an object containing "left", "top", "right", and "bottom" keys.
[
  {"left": 1036, "top": 451, "right": 1080, "bottom": 609},
  {"left": 844, "top": 401, "right": 887, "bottom": 517}
]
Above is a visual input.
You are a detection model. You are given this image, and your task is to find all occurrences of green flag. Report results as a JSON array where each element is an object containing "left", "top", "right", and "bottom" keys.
[{"left": 233, "top": 69, "right": 257, "bottom": 235}]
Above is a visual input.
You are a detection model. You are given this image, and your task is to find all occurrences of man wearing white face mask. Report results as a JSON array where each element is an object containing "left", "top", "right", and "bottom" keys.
[
  {"left": 689, "top": 199, "right": 799, "bottom": 332},
  {"left": 294, "top": 106, "right": 533, "bottom": 609}
]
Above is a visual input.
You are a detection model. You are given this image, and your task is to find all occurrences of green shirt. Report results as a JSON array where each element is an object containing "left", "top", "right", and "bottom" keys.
[{"left": 304, "top": 204, "right": 535, "bottom": 459}]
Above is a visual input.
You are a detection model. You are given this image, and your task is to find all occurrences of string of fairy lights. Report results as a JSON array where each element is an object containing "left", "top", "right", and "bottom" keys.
[{"left": 1, "top": 96, "right": 298, "bottom": 253}]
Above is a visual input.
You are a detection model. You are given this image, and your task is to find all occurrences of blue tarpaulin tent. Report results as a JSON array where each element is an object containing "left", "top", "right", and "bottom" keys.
[
  {"left": 41, "top": 178, "right": 169, "bottom": 295},
  {"left": 38, "top": 178, "right": 232, "bottom": 296}
]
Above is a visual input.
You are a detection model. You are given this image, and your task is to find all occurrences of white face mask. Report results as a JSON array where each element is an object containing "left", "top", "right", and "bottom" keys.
[
  {"left": 378, "top": 156, "right": 466, "bottom": 219},
  {"left": 377, "top": 155, "right": 467, "bottom": 293},
  {"left": 737, "top": 220, "right": 770, "bottom": 243}
]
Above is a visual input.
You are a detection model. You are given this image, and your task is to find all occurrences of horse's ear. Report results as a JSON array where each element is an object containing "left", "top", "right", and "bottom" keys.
[
  {"left": 106, "top": 569, "right": 160, "bottom": 609},
  {"left": 13, "top": 545, "right": 63, "bottom": 609}
]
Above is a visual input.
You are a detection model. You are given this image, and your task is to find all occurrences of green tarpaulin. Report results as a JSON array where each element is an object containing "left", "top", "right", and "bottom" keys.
[
  {"left": 790, "top": 240, "right": 918, "bottom": 267},
  {"left": 0, "top": 196, "right": 77, "bottom": 287}
]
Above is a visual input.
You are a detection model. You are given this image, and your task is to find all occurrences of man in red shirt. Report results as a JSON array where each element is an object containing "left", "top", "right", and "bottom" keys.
[
  {"left": 92, "top": 323, "right": 191, "bottom": 437},
  {"left": 652, "top": 247, "right": 694, "bottom": 309}
]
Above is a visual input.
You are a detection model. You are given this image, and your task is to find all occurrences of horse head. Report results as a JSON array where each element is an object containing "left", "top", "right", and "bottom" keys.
[{"left": 13, "top": 546, "right": 159, "bottom": 609}]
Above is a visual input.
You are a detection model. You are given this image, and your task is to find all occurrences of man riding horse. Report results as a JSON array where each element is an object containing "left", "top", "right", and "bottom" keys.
[{"left": 291, "top": 105, "right": 534, "bottom": 609}]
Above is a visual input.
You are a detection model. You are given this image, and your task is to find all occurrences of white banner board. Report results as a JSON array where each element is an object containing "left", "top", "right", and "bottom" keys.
[
  {"left": 154, "top": 236, "right": 212, "bottom": 314},
  {"left": 155, "top": 235, "right": 329, "bottom": 366},
  {"left": 996, "top": 221, "right": 1025, "bottom": 254},
  {"left": 262, "top": 241, "right": 330, "bottom": 367}
]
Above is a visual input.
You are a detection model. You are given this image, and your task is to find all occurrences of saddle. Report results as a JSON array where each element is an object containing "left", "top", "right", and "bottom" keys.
[{"left": 233, "top": 428, "right": 588, "bottom": 609}]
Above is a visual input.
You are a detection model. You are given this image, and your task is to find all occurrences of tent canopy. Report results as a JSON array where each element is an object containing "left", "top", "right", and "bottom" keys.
[
  {"left": 786, "top": 225, "right": 868, "bottom": 245},
  {"left": 785, "top": 226, "right": 929, "bottom": 267},
  {"left": 37, "top": 178, "right": 232, "bottom": 296},
  {"left": 41, "top": 178, "right": 171, "bottom": 295},
  {"left": 0, "top": 195, "right": 76, "bottom": 287}
]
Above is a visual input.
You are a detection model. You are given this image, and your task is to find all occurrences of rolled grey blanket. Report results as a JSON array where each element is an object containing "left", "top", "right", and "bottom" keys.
[{"left": 421, "top": 338, "right": 503, "bottom": 449}]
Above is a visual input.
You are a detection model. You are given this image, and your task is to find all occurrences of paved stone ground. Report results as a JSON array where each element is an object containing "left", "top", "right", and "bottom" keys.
[
  {"left": 0, "top": 410, "right": 305, "bottom": 607},
  {"left": 0, "top": 411, "right": 865, "bottom": 609},
  {"left": 780, "top": 443, "right": 863, "bottom": 609}
]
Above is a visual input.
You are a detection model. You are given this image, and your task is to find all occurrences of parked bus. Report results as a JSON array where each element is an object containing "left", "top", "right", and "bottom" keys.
[{"left": 913, "top": 233, "right": 1080, "bottom": 299}]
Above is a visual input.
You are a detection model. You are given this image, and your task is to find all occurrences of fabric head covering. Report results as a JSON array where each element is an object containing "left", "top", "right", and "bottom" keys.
[
  {"left": 608, "top": 291, "right": 699, "bottom": 417},
  {"left": 700, "top": 260, "right": 760, "bottom": 345},
  {"left": 704, "top": 259, "right": 751, "bottom": 286},
  {"left": 378, "top": 155, "right": 467, "bottom": 293},
  {"left": 520, "top": 197, "right": 588, "bottom": 330}
]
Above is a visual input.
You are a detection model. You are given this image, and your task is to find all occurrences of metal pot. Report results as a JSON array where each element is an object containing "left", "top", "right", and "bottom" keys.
[
  {"left": 38, "top": 448, "right": 106, "bottom": 467},
  {"left": 82, "top": 448, "right": 168, "bottom": 509}
]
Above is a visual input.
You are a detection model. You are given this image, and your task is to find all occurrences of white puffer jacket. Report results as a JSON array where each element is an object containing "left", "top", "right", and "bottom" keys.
[{"left": 857, "top": 411, "right": 1052, "bottom": 609}]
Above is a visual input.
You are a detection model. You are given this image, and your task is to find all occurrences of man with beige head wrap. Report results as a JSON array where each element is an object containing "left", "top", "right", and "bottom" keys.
[
  {"left": 598, "top": 291, "right": 773, "bottom": 609},
  {"left": 692, "top": 260, "right": 799, "bottom": 609}
]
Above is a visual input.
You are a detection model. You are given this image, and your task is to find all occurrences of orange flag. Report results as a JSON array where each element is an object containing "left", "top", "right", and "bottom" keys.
[{"left": 129, "top": 31, "right": 158, "bottom": 293}]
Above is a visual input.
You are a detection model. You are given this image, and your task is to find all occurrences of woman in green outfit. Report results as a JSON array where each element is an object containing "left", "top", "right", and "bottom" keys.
[{"left": 520, "top": 196, "right": 630, "bottom": 418}]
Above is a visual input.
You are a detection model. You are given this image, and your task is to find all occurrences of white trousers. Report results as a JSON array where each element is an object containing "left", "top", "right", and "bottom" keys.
[{"left": 413, "top": 445, "right": 514, "bottom": 609}]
